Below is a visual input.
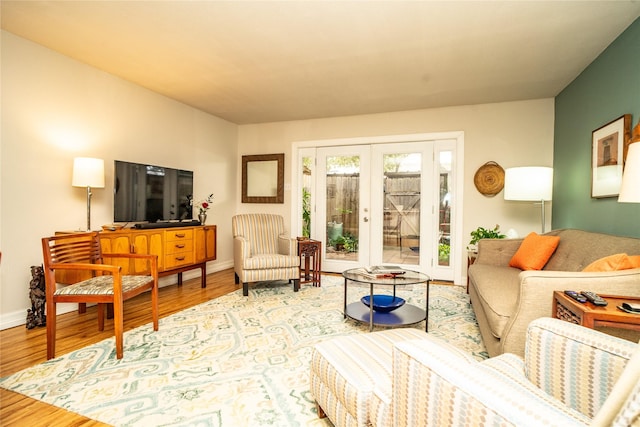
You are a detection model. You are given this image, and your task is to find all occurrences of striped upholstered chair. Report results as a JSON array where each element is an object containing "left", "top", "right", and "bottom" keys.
[
  {"left": 310, "top": 317, "right": 640, "bottom": 426},
  {"left": 232, "top": 214, "right": 300, "bottom": 296}
]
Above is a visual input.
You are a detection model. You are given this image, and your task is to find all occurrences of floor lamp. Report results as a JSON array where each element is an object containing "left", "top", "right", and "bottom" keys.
[
  {"left": 72, "top": 157, "right": 105, "bottom": 231},
  {"left": 504, "top": 166, "right": 553, "bottom": 233}
]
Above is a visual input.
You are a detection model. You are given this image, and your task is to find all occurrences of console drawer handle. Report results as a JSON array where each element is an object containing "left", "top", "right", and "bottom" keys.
[
  {"left": 175, "top": 233, "right": 186, "bottom": 238},
  {"left": 175, "top": 244, "right": 185, "bottom": 248},
  {"left": 175, "top": 256, "right": 185, "bottom": 261}
]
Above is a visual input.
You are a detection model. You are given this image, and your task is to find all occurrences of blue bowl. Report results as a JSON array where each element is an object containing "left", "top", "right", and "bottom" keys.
[{"left": 361, "top": 295, "right": 406, "bottom": 313}]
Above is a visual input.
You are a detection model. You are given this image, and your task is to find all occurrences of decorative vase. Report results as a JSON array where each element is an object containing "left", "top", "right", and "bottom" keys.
[{"left": 198, "top": 213, "right": 207, "bottom": 225}]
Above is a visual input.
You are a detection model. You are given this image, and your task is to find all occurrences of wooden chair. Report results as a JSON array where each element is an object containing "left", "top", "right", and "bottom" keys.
[{"left": 41, "top": 232, "right": 159, "bottom": 359}]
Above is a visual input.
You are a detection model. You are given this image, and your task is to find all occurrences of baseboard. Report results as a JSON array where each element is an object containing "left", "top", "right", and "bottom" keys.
[{"left": 0, "top": 260, "right": 235, "bottom": 331}]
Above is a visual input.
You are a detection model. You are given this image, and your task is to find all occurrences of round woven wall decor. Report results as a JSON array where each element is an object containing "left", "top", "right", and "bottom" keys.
[{"left": 474, "top": 161, "right": 505, "bottom": 197}]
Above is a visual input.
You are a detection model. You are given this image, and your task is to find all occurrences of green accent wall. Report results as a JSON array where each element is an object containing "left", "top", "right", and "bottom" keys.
[{"left": 553, "top": 18, "right": 640, "bottom": 238}]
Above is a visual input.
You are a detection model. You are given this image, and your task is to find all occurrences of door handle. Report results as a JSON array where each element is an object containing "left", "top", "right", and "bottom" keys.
[{"left": 363, "top": 217, "right": 369, "bottom": 222}]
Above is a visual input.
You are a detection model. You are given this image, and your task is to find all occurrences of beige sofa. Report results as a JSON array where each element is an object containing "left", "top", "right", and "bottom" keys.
[{"left": 468, "top": 228, "right": 640, "bottom": 357}]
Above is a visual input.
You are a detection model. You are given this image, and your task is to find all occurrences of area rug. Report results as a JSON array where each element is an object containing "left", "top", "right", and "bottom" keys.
[{"left": 0, "top": 275, "right": 487, "bottom": 426}]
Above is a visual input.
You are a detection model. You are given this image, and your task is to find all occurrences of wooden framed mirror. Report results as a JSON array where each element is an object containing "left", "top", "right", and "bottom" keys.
[{"left": 242, "top": 153, "right": 284, "bottom": 203}]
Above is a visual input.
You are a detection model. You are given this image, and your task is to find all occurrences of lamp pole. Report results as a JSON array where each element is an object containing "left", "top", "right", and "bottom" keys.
[{"left": 86, "top": 185, "right": 93, "bottom": 231}]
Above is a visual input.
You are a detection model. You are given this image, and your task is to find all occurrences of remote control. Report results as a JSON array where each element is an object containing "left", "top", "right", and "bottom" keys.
[
  {"left": 580, "top": 291, "right": 608, "bottom": 306},
  {"left": 564, "top": 290, "right": 587, "bottom": 303}
]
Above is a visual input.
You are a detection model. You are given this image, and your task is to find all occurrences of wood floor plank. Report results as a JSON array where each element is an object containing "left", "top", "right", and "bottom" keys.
[{"left": 0, "top": 268, "right": 240, "bottom": 426}]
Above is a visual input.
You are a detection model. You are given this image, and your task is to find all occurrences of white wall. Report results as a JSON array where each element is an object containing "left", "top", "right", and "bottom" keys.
[
  {"left": 0, "top": 32, "right": 238, "bottom": 329},
  {"left": 237, "top": 99, "right": 555, "bottom": 282},
  {"left": 0, "top": 30, "right": 556, "bottom": 330}
]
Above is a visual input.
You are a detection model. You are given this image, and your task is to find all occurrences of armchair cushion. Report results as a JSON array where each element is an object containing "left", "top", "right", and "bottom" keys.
[
  {"left": 241, "top": 254, "right": 299, "bottom": 270},
  {"left": 54, "top": 274, "right": 154, "bottom": 295}
]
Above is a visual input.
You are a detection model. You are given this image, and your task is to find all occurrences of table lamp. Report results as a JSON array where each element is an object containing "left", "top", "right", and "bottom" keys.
[
  {"left": 504, "top": 166, "right": 553, "bottom": 233},
  {"left": 72, "top": 157, "right": 105, "bottom": 231}
]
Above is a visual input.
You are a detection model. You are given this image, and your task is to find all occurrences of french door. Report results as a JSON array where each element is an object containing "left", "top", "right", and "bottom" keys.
[{"left": 297, "top": 139, "right": 457, "bottom": 282}]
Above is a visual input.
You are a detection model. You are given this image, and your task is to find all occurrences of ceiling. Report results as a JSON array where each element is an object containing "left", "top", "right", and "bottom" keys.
[{"left": 2, "top": 1, "right": 639, "bottom": 125}]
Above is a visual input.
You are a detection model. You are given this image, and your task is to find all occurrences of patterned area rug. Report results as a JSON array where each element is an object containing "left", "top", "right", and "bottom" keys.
[{"left": 1, "top": 275, "right": 487, "bottom": 426}]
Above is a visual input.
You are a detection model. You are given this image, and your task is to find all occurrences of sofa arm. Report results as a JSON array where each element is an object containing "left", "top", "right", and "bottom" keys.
[
  {"left": 501, "top": 269, "right": 640, "bottom": 356},
  {"left": 525, "top": 318, "right": 637, "bottom": 419},
  {"left": 475, "top": 238, "right": 524, "bottom": 267},
  {"left": 500, "top": 269, "right": 640, "bottom": 355},
  {"left": 392, "top": 336, "right": 588, "bottom": 426}
]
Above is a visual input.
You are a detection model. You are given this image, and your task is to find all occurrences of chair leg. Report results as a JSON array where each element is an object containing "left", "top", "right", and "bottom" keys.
[
  {"left": 243, "top": 282, "right": 249, "bottom": 296},
  {"left": 113, "top": 298, "right": 124, "bottom": 359},
  {"left": 97, "top": 303, "right": 105, "bottom": 331},
  {"left": 234, "top": 272, "right": 240, "bottom": 284},
  {"left": 316, "top": 402, "right": 326, "bottom": 419},
  {"left": 46, "top": 299, "right": 56, "bottom": 360},
  {"left": 151, "top": 280, "right": 159, "bottom": 332},
  {"left": 293, "top": 278, "right": 300, "bottom": 292}
]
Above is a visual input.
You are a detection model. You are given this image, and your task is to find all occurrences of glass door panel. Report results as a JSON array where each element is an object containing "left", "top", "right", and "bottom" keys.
[
  {"left": 381, "top": 153, "right": 421, "bottom": 265},
  {"left": 431, "top": 143, "right": 456, "bottom": 282},
  {"left": 315, "top": 146, "right": 370, "bottom": 272},
  {"left": 325, "top": 155, "right": 359, "bottom": 261},
  {"left": 302, "top": 156, "right": 313, "bottom": 238},
  {"left": 438, "top": 151, "right": 452, "bottom": 266},
  {"left": 369, "top": 142, "right": 432, "bottom": 272}
]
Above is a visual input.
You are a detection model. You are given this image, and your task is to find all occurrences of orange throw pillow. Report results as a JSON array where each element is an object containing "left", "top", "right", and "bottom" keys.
[
  {"left": 509, "top": 232, "right": 560, "bottom": 271},
  {"left": 583, "top": 253, "right": 634, "bottom": 272},
  {"left": 630, "top": 255, "right": 640, "bottom": 268}
]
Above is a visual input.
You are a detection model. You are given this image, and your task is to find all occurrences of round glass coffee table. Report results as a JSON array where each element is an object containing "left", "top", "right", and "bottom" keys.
[{"left": 342, "top": 268, "right": 430, "bottom": 332}]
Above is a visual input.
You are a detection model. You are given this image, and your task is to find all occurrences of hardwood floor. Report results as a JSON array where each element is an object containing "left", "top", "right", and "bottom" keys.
[{"left": 0, "top": 268, "right": 239, "bottom": 427}]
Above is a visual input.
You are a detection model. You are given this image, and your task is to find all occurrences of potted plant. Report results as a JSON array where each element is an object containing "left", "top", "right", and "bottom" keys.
[{"left": 468, "top": 225, "right": 506, "bottom": 253}]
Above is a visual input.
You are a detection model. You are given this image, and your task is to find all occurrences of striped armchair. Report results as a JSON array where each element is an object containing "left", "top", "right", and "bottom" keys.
[
  {"left": 232, "top": 214, "right": 300, "bottom": 296},
  {"left": 311, "top": 318, "right": 640, "bottom": 426}
]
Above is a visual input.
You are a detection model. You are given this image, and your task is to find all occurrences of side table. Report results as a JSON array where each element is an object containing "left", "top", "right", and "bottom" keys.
[
  {"left": 298, "top": 238, "right": 321, "bottom": 287},
  {"left": 466, "top": 251, "right": 477, "bottom": 293},
  {"left": 553, "top": 291, "right": 640, "bottom": 332}
]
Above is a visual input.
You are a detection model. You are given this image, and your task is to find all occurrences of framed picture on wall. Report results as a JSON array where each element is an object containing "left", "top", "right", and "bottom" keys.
[{"left": 591, "top": 114, "right": 631, "bottom": 198}]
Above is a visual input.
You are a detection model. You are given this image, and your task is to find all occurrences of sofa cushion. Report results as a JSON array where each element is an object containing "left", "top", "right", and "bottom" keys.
[
  {"left": 469, "top": 264, "right": 521, "bottom": 338},
  {"left": 543, "top": 229, "right": 640, "bottom": 272},
  {"left": 583, "top": 253, "right": 634, "bottom": 272},
  {"left": 509, "top": 232, "right": 560, "bottom": 270}
]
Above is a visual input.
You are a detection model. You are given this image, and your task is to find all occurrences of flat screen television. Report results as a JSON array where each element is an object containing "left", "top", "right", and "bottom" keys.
[{"left": 114, "top": 160, "right": 193, "bottom": 223}]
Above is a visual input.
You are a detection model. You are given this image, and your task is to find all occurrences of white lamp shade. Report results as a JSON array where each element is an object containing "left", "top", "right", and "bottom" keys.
[
  {"left": 504, "top": 167, "right": 553, "bottom": 201},
  {"left": 72, "top": 157, "right": 105, "bottom": 188},
  {"left": 619, "top": 142, "right": 640, "bottom": 203}
]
